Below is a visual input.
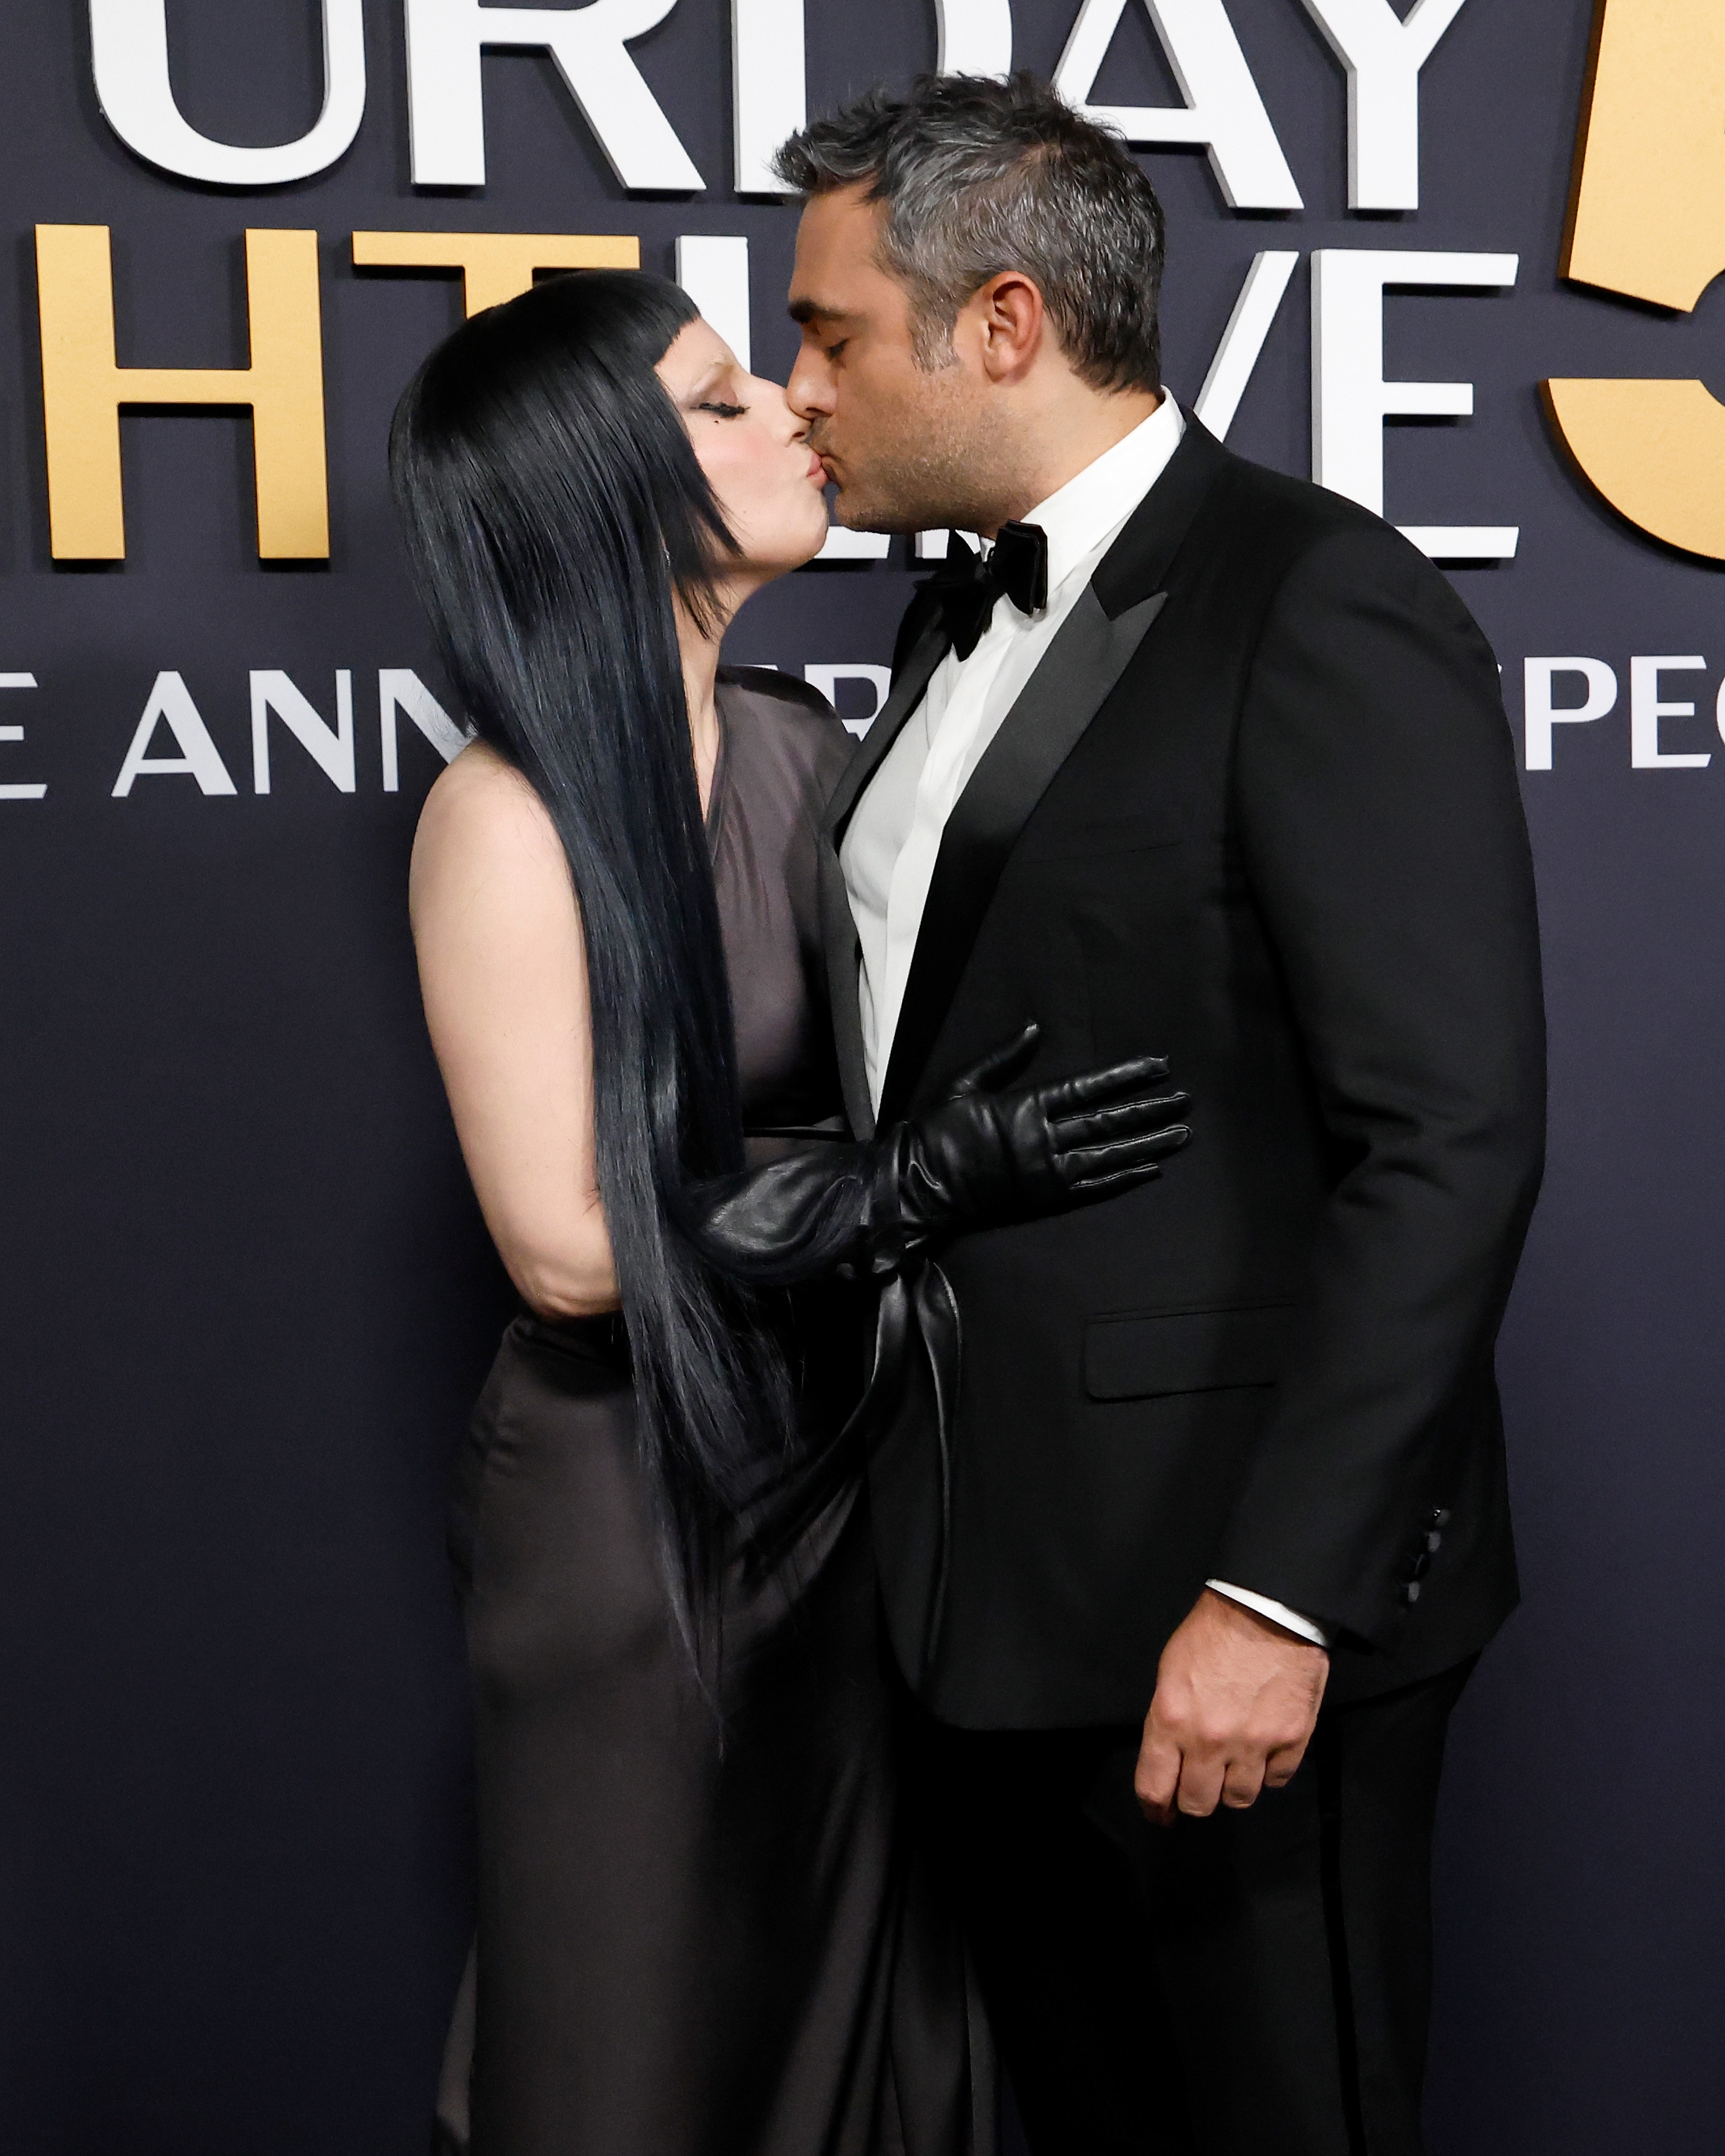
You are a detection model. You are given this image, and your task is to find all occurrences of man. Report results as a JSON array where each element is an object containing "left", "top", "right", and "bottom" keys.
[{"left": 775, "top": 73, "right": 1544, "bottom": 2156}]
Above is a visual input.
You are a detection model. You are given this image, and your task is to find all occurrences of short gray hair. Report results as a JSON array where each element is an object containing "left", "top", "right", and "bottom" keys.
[{"left": 775, "top": 72, "right": 1166, "bottom": 392}]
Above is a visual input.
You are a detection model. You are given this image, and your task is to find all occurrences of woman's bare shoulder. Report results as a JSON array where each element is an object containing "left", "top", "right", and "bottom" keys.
[
  {"left": 417, "top": 738, "right": 548, "bottom": 841},
  {"left": 410, "top": 740, "right": 567, "bottom": 921}
]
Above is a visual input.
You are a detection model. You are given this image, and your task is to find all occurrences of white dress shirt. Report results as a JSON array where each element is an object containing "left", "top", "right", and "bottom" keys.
[
  {"left": 839, "top": 394, "right": 1329, "bottom": 1651},
  {"left": 843, "top": 395, "right": 1186, "bottom": 1112}
]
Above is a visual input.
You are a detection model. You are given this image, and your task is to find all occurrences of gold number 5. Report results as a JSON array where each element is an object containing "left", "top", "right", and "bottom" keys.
[{"left": 1545, "top": 0, "right": 1725, "bottom": 558}]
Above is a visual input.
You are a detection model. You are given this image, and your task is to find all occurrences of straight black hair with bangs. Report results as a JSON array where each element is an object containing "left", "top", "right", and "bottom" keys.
[{"left": 389, "top": 270, "right": 790, "bottom": 1671}]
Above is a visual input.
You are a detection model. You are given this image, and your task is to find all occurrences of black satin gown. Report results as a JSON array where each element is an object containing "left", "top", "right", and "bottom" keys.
[{"left": 437, "top": 672, "right": 993, "bottom": 2156}]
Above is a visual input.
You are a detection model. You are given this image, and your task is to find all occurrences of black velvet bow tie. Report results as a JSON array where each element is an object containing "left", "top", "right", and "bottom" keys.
[{"left": 931, "top": 521, "right": 1050, "bottom": 660}]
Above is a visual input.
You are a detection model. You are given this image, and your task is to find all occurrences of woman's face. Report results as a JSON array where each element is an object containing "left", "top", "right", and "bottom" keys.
[{"left": 657, "top": 317, "right": 831, "bottom": 584}]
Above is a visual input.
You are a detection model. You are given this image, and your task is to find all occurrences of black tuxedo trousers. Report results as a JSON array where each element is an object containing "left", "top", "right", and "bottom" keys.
[
  {"left": 820, "top": 419, "right": 1545, "bottom": 1727},
  {"left": 821, "top": 419, "right": 1543, "bottom": 2153},
  {"left": 913, "top": 1659, "right": 1474, "bottom": 2156}
]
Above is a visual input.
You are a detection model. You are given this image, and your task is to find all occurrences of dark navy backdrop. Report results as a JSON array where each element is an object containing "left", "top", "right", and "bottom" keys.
[{"left": 1, "top": 3, "right": 1718, "bottom": 2150}]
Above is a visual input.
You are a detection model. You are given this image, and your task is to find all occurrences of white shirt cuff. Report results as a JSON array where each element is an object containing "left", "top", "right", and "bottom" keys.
[{"left": 1204, "top": 1580, "right": 1330, "bottom": 1648}]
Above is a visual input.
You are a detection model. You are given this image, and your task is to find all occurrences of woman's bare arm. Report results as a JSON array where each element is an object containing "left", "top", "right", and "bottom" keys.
[{"left": 409, "top": 743, "right": 619, "bottom": 1319}]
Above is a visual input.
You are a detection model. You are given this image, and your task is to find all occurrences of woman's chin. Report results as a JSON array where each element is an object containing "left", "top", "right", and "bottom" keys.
[
  {"left": 742, "top": 510, "right": 836, "bottom": 578},
  {"left": 790, "top": 500, "right": 834, "bottom": 568}
]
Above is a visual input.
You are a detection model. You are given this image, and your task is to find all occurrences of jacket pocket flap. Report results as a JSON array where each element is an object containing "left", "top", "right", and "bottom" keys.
[{"left": 1084, "top": 1302, "right": 1295, "bottom": 1402}]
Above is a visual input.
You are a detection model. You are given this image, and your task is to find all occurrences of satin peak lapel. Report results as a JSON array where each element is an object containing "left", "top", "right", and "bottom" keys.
[
  {"left": 818, "top": 616, "right": 952, "bottom": 1138},
  {"left": 875, "top": 585, "right": 1169, "bottom": 1126}
]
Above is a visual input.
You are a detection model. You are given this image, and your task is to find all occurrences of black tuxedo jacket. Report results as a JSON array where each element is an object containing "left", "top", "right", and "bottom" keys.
[{"left": 818, "top": 416, "right": 1546, "bottom": 1728}]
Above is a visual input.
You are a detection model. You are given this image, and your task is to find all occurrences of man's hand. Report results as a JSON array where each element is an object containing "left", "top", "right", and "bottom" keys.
[{"left": 1135, "top": 1588, "right": 1330, "bottom": 1824}]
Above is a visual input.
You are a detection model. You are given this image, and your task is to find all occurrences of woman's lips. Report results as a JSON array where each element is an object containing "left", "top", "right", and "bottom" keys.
[{"left": 806, "top": 451, "right": 827, "bottom": 481}]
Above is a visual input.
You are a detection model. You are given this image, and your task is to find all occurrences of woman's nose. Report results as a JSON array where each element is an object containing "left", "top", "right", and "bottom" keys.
[{"left": 749, "top": 372, "right": 807, "bottom": 443}]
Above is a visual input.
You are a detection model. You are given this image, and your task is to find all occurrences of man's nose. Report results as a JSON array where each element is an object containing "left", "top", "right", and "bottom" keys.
[{"left": 786, "top": 346, "right": 831, "bottom": 421}]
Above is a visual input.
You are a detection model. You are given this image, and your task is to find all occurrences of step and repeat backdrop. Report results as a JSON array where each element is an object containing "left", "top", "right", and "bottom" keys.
[{"left": 1, "top": 3, "right": 1720, "bottom": 2150}]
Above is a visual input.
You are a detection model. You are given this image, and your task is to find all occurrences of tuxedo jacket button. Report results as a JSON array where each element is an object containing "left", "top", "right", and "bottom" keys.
[{"left": 1429, "top": 1507, "right": 1452, "bottom": 1527}]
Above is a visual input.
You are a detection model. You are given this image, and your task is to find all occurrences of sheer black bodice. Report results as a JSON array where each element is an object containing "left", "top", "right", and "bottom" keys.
[{"left": 437, "top": 671, "right": 990, "bottom": 2156}]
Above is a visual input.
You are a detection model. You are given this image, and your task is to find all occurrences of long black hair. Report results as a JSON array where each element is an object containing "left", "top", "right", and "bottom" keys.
[{"left": 389, "top": 270, "right": 788, "bottom": 1667}]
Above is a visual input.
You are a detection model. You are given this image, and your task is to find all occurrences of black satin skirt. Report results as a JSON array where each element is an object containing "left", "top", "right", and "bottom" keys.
[{"left": 437, "top": 1312, "right": 993, "bottom": 2156}]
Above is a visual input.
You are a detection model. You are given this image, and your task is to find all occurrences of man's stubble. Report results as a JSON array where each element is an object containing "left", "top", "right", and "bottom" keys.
[{"left": 823, "top": 362, "right": 1024, "bottom": 539}]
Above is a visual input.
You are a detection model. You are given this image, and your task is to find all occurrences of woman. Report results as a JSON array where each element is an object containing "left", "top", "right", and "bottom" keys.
[{"left": 391, "top": 271, "right": 1187, "bottom": 2156}]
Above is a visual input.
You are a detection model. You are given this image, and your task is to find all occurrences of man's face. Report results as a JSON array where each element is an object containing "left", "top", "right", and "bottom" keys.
[{"left": 786, "top": 184, "right": 1011, "bottom": 535}]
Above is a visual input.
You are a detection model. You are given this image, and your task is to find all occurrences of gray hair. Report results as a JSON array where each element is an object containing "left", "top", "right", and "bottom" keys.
[{"left": 774, "top": 72, "right": 1165, "bottom": 393}]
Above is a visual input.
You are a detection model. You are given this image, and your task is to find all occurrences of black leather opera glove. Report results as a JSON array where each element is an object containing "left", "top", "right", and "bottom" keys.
[{"left": 687, "top": 1024, "right": 1190, "bottom": 1289}]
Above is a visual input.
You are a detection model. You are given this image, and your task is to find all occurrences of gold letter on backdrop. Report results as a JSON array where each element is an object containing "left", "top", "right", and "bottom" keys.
[
  {"left": 350, "top": 232, "right": 640, "bottom": 316},
  {"left": 1545, "top": 0, "right": 1725, "bottom": 558},
  {"left": 35, "top": 226, "right": 329, "bottom": 561}
]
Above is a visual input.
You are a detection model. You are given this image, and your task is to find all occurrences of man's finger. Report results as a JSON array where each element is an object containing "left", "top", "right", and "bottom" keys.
[
  {"left": 1175, "top": 1747, "right": 1228, "bottom": 1818},
  {"left": 1134, "top": 1726, "right": 1183, "bottom": 1824},
  {"left": 1221, "top": 1753, "right": 1267, "bottom": 1809},
  {"left": 1262, "top": 1739, "right": 1312, "bottom": 1791}
]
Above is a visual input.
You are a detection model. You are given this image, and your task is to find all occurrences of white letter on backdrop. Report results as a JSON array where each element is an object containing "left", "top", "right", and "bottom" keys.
[
  {"left": 251, "top": 670, "right": 357, "bottom": 795},
  {"left": 1310, "top": 249, "right": 1518, "bottom": 561},
  {"left": 89, "top": 0, "right": 366, "bottom": 187},
  {"left": 1193, "top": 251, "right": 1300, "bottom": 440},
  {"left": 1300, "top": 0, "right": 1468, "bottom": 211},
  {"left": 817, "top": 527, "right": 892, "bottom": 561},
  {"left": 936, "top": 0, "right": 1014, "bottom": 75},
  {"left": 805, "top": 666, "right": 892, "bottom": 737},
  {"left": 676, "top": 237, "right": 752, "bottom": 369},
  {"left": 1054, "top": 0, "right": 1301, "bottom": 211},
  {"left": 380, "top": 672, "right": 470, "bottom": 794},
  {"left": 0, "top": 674, "right": 46, "bottom": 802},
  {"left": 113, "top": 674, "right": 237, "bottom": 797},
  {"left": 1522, "top": 659, "right": 1616, "bottom": 773},
  {"left": 1631, "top": 656, "right": 1711, "bottom": 770},
  {"left": 404, "top": 0, "right": 703, "bottom": 191},
  {"left": 732, "top": 0, "right": 804, "bottom": 194}
]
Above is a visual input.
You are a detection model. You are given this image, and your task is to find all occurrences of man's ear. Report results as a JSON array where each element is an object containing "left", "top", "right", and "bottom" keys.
[{"left": 971, "top": 272, "right": 1045, "bottom": 385}]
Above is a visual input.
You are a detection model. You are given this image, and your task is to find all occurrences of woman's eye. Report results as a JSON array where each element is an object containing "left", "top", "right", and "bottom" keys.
[{"left": 696, "top": 400, "right": 747, "bottom": 419}]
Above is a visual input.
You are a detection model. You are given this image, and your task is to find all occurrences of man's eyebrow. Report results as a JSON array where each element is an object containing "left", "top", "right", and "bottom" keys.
[{"left": 788, "top": 298, "right": 858, "bottom": 326}]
